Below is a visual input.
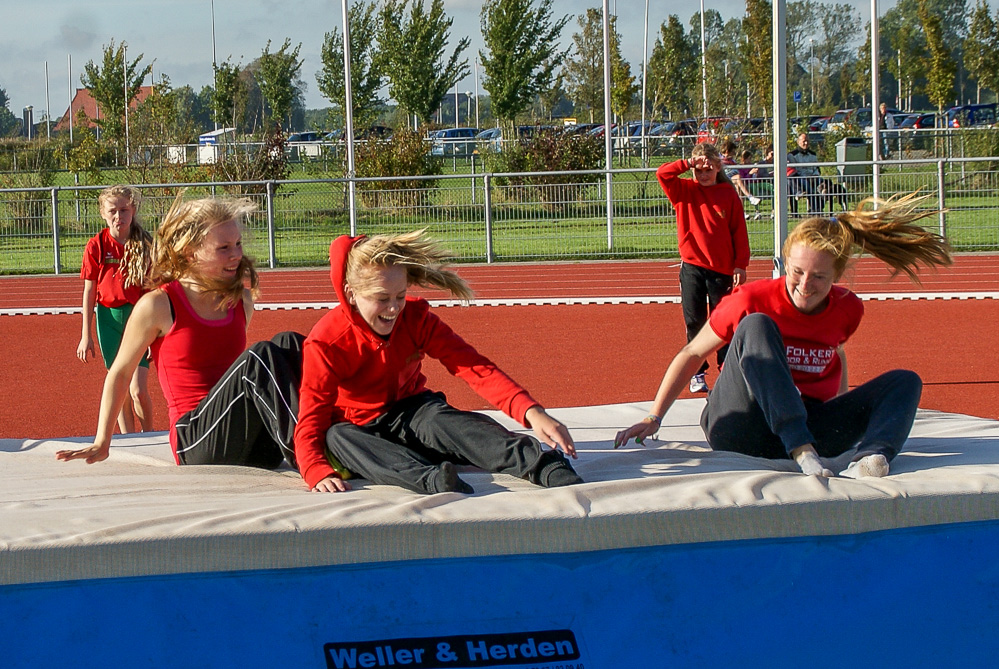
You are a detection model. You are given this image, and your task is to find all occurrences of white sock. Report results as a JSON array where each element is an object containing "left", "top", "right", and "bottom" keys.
[
  {"left": 840, "top": 454, "right": 890, "bottom": 479},
  {"left": 797, "top": 451, "right": 833, "bottom": 477}
]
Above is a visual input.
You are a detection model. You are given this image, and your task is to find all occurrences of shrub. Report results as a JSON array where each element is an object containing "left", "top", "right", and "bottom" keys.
[
  {"left": 483, "top": 127, "right": 604, "bottom": 214},
  {"left": 353, "top": 128, "right": 442, "bottom": 209},
  {"left": 0, "top": 146, "right": 56, "bottom": 233},
  {"left": 208, "top": 127, "right": 291, "bottom": 194}
]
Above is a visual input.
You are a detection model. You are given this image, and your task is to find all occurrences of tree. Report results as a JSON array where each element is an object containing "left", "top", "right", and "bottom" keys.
[
  {"left": 647, "top": 16, "right": 697, "bottom": 120},
  {"left": 213, "top": 59, "right": 248, "bottom": 130},
  {"left": 919, "top": 0, "right": 957, "bottom": 111},
  {"left": 741, "top": 0, "right": 773, "bottom": 118},
  {"left": 535, "top": 61, "right": 567, "bottom": 121},
  {"left": 378, "top": 0, "right": 470, "bottom": 126},
  {"left": 814, "top": 3, "right": 861, "bottom": 108},
  {"left": 479, "top": 0, "right": 570, "bottom": 124},
  {"left": 564, "top": 9, "right": 604, "bottom": 122},
  {"left": 608, "top": 18, "right": 638, "bottom": 120},
  {"left": 80, "top": 39, "right": 153, "bottom": 147},
  {"left": 564, "top": 9, "right": 634, "bottom": 123},
  {"left": 255, "top": 39, "right": 305, "bottom": 130},
  {"left": 317, "top": 0, "right": 385, "bottom": 130},
  {"left": 0, "top": 85, "right": 19, "bottom": 137},
  {"left": 965, "top": 0, "right": 999, "bottom": 100}
]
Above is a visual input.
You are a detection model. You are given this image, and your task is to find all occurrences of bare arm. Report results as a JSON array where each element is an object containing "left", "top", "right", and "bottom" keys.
[
  {"left": 242, "top": 288, "right": 254, "bottom": 327},
  {"left": 77, "top": 280, "right": 98, "bottom": 362},
  {"left": 614, "top": 324, "right": 726, "bottom": 447},
  {"left": 57, "top": 290, "right": 172, "bottom": 463}
]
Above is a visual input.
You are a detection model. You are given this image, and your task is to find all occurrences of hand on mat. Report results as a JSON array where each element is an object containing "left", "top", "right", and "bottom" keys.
[
  {"left": 313, "top": 476, "right": 351, "bottom": 493},
  {"left": 55, "top": 442, "right": 110, "bottom": 464},
  {"left": 614, "top": 420, "right": 659, "bottom": 449},
  {"left": 526, "top": 406, "right": 576, "bottom": 458}
]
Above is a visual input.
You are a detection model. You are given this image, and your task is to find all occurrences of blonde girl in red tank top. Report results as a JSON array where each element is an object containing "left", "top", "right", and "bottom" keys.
[{"left": 58, "top": 194, "right": 304, "bottom": 469}]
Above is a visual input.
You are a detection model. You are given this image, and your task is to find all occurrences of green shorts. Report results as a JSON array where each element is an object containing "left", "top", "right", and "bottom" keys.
[{"left": 96, "top": 304, "right": 150, "bottom": 370}]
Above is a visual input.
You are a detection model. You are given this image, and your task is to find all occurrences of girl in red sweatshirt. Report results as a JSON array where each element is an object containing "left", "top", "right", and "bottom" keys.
[
  {"left": 294, "top": 231, "right": 583, "bottom": 495},
  {"left": 657, "top": 142, "right": 751, "bottom": 394}
]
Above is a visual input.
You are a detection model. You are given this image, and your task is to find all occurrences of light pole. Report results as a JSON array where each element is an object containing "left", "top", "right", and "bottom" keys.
[
  {"left": 473, "top": 57, "right": 480, "bottom": 129},
  {"left": 211, "top": 0, "right": 218, "bottom": 130},
  {"left": 809, "top": 38, "right": 815, "bottom": 106},
  {"left": 699, "top": 0, "right": 708, "bottom": 118}
]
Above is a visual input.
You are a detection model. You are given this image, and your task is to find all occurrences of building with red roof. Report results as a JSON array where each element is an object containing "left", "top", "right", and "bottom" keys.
[{"left": 53, "top": 86, "right": 153, "bottom": 133}]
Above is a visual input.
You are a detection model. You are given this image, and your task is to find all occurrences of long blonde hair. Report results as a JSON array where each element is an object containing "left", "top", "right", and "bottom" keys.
[
  {"left": 784, "top": 192, "right": 952, "bottom": 282},
  {"left": 98, "top": 185, "right": 152, "bottom": 289},
  {"left": 148, "top": 193, "right": 260, "bottom": 309},
  {"left": 346, "top": 229, "right": 473, "bottom": 301}
]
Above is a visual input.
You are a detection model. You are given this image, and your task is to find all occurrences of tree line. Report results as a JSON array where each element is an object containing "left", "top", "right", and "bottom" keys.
[{"left": 2, "top": 0, "right": 998, "bottom": 152}]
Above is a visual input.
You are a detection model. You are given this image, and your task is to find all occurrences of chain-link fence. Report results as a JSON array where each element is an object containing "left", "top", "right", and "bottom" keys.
[{"left": 2, "top": 155, "right": 997, "bottom": 275}]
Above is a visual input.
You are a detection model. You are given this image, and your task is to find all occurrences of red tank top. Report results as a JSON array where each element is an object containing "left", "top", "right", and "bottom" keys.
[{"left": 150, "top": 281, "right": 247, "bottom": 456}]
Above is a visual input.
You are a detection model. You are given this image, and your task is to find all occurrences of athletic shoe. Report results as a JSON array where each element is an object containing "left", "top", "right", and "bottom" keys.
[{"left": 689, "top": 373, "right": 708, "bottom": 393}]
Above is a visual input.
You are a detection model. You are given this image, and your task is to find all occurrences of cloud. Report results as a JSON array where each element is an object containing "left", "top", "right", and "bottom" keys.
[{"left": 58, "top": 12, "right": 99, "bottom": 51}]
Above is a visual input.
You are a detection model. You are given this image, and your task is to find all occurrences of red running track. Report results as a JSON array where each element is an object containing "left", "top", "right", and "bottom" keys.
[
  {"left": 3, "top": 254, "right": 998, "bottom": 308},
  {"left": 1, "top": 257, "right": 997, "bottom": 439}
]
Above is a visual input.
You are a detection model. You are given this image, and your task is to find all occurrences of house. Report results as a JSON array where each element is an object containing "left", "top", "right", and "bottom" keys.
[{"left": 53, "top": 86, "right": 154, "bottom": 132}]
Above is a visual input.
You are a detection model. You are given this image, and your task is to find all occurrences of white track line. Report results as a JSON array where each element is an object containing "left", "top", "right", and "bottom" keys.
[{"left": 3, "top": 292, "right": 997, "bottom": 316}]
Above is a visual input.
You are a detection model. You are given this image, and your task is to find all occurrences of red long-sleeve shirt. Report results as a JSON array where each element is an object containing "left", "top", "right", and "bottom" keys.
[
  {"left": 293, "top": 236, "right": 540, "bottom": 488},
  {"left": 656, "top": 160, "right": 751, "bottom": 275}
]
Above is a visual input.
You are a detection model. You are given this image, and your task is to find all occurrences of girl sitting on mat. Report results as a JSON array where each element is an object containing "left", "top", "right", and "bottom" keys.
[
  {"left": 58, "top": 195, "right": 304, "bottom": 469},
  {"left": 77, "top": 185, "right": 154, "bottom": 434},
  {"left": 615, "top": 193, "right": 951, "bottom": 478},
  {"left": 293, "top": 230, "right": 583, "bottom": 495}
]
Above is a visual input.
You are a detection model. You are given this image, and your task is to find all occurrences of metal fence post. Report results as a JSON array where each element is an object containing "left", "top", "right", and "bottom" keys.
[
  {"left": 937, "top": 160, "right": 946, "bottom": 237},
  {"left": 51, "top": 187, "right": 61, "bottom": 274},
  {"left": 483, "top": 173, "right": 494, "bottom": 263},
  {"left": 605, "top": 169, "right": 613, "bottom": 250},
  {"left": 470, "top": 155, "right": 476, "bottom": 206},
  {"left": 265, "top": 181, "right": 276, "bottom": 269}
]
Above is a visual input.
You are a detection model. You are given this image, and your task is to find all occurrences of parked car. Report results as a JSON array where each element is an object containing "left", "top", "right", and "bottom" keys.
[
  {"left": 696, "top": 116, "right": 733, "bottom": 142},
  {"left": 561, "top": 122, "right": 601, "bottom": 136},
  {"left": 898, "top": 113, "right": 937, "bottom": 130},
  {"left": 792, "top": 115, "right": 825, "bottom": 134},
  {"left": 946, "top": 103, "right": 997, "bottom": 128},
  {"left": 826, "top": 108, "right": 854, "bottom": 132},
  {"left": 430, "top": 127, "right": 481, "bottom": 156},
  {"left": 286, "top": 131, "right": 320, "bottom": 142},
  {"left": 808, "top": 116, "right": 831, "bottom": 132},
  {"left": 472, "top": 125, "right": 545, "bottom": 153}
]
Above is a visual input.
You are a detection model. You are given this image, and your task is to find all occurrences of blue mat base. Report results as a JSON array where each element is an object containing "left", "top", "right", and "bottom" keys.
[{"left": 4, "top": 519, "right": 999, "bottom": 667}]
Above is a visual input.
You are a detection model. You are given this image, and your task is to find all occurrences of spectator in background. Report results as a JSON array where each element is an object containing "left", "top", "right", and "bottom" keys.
[
  {"left": 879, "top": 102, "right": 896, "bottom": 159},
  {"left": 721, "top": 139, "right": 761, "bottom": 207},
  {"left": 787, "top": 133, "right": 821, "bottom": 216}
]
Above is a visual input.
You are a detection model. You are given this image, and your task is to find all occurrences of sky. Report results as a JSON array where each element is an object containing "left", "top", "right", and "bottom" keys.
[{"left": 0, "top": 0, "right": 934, "bottom": 122}]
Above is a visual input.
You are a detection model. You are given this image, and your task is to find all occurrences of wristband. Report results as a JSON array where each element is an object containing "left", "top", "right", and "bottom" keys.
[{"left": 645, "top": 414, "right": 661, "bottom": 425}]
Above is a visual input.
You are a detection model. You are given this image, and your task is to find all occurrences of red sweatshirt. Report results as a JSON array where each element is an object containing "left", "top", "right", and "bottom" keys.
[
  {"left": 293, "top": 235, "right": 541, "bottom": 488},
  {"left": 656, "top": 160, "right": 751, "bottom": 275}
]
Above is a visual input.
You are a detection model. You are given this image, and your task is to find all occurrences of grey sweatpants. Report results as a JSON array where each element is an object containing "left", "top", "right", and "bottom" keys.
[{"left": 699, "top": 313, "right": 922, "bottom": 462}]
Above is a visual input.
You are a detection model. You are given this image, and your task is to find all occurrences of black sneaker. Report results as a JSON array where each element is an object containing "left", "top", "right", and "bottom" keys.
[{"left": 434, "top": 461, "right": 474, "bottom": 494}]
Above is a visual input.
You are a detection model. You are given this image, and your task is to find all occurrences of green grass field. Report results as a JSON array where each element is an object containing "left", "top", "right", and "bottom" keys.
[{"left": 2, "top": 157, "right": 996, "bottom": 275}]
